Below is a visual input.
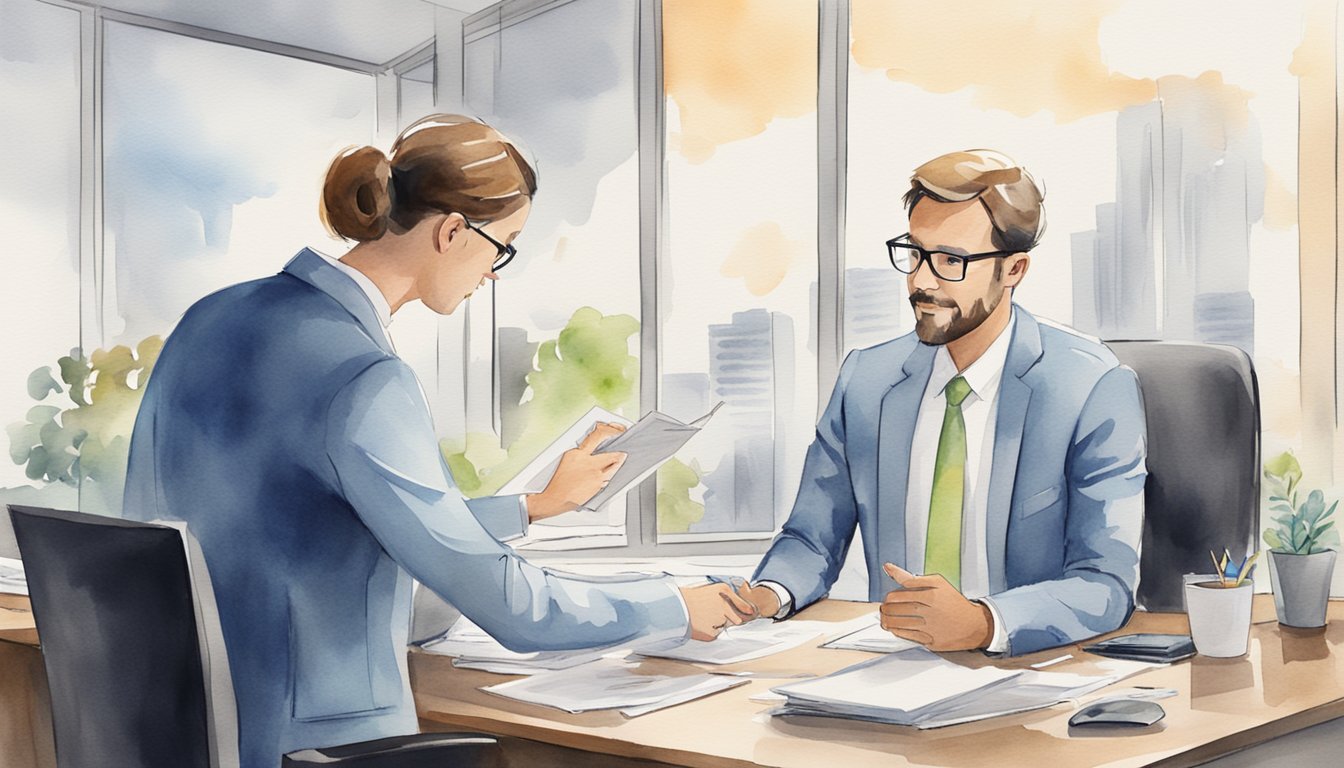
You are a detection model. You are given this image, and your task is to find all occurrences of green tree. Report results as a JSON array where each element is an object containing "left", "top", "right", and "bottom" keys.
[
  {"left": 6, "top": 336, "right": 163, "bottom": 512},
  {"left": 657, "top": 457, "right": 706, "bottom": 533}
]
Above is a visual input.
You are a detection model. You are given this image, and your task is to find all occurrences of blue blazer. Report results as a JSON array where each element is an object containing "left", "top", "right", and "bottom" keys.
[
  {"left": 124, "top": 250, "right": 688, "bottom": 767},
  {"left": 754, "top": 307, "right": 1147, "bottom": 655}
]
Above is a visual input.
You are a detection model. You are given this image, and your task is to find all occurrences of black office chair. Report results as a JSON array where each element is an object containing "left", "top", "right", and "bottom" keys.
[
  {"left": 1104, "top": 341, "right": 1261, "bottom": 612},
  {"left": 9, "top": 505, "right": 501, "bottom": 768}
]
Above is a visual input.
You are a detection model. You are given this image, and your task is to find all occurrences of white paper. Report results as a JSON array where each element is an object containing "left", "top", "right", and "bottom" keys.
[
  {"left": 418, "top": 615, "right": 623, "bottom": 674},
  {"left": 820, "top": 618, "right": 921, "bottom": 654},
  {"left": 774, "top": 647, "right": 1021, "bottom": 715},
  {"left": 497, "top": 403, "right": 720, "bottom": 513},
  {"left": 483, "top": 658, "right": 745, "bottom": 714},
  {"left": 770, "top": 648, "right": 1159, "bottom": 728},
  {"left": 0, "top": 556, "right": 26, "bottom": 596},
  {"left": 636, "top": 618, "right": 839, "bottom": 665}
]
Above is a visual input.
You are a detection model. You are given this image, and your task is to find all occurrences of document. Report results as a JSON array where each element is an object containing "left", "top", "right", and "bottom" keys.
[
  {"left": 482, "top": 658, "right": 748, "bottom": 717},
  {"left": 770, "top": 647, "right": 1155, "bottom": 728},
  {"left": 820, "top": 617, "right": 921, "bottom": 654},
  {"left": 416, "top": 615, "right": 622, "bottom": 675},
  {"left": 0, "top": 557, "right": 25, "bottom": 596},
  {"left": 636, "top": 618, "right": 852, "bottom": 665},
  {"left": 498, "top": 403, "right": 722, "bottom": 513}
]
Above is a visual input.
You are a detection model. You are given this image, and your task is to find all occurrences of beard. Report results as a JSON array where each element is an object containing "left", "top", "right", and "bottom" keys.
[{"left": 909, "top": 282, "right": 1004, "bottom": 346}]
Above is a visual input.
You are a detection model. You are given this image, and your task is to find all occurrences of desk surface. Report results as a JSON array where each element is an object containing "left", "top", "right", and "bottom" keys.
[
  {"left": 411, "top": 596, "right": 1344, "bottom": 768},
  {"left": 0, "top": 593, "right": 37, "bottom": 647}
]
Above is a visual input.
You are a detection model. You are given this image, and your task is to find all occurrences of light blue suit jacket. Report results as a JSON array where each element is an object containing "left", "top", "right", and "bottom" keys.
[
  {"left": 124, "top": 250, "right": 688, "bottom": 767},
  {"left": 754, "top": 307, "right": 1146, "bottom": 655}
]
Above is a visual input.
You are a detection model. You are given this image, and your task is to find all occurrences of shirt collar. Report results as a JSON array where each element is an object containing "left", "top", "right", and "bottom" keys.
[
  {"left": 930, "top": 308, "right": 1017, "bottom": 404},
  {"left": 313, "top": 250, "right": 393, "bottom": 329}
]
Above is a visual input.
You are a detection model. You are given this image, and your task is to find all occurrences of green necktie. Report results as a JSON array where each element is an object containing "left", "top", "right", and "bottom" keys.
[{"left": 925, "top": 375, "right": 972, "bottom": 591}]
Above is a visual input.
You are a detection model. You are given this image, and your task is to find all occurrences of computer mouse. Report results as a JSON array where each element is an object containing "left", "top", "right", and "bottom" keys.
[{"left": 1068, "top": 698, "right": 1166, "bottom": 728}]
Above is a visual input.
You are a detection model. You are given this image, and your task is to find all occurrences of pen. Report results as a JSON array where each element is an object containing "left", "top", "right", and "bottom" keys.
[
  {"left": 1030, "top": 653, "right": 1073, "bottom": 669},
  {"left": 705, "top": 575, "right": 759, "bottom": 617}
]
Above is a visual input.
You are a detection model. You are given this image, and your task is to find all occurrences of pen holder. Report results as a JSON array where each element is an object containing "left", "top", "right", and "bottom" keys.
[{"left": 1184, "top": 575, "right": 1253, "bottom": 658}]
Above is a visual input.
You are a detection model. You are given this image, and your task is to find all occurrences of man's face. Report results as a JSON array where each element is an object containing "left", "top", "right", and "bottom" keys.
[{"left": 906, "top": 198, "right": 1018, "bottom": 345}]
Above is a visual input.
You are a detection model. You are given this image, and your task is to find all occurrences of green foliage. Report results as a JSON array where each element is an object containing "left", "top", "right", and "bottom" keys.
[
  {"left": 657, "top": 457, "right": 706, "bottom": 534},
  {"left": 1263, "top": 450, "right": 1340, "bottom": 554},
  {"left": 442, "top": 308, "right": 641, "bottom": 497},
  {"left": 6, "top": 337, "right": 163, "bottom": 498}
]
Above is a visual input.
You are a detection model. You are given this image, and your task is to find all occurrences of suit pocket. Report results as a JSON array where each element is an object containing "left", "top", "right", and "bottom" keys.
[
  {"left": 1016, "top": 484, "right": 1062, "bottom": 518},
  {"left": 289, "top": 587, "right": 389, "bottom": 722}
]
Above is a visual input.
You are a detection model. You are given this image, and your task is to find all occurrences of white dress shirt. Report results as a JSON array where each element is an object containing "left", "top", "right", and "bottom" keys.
[{"left": 762, "top": 311, "right": 1016, "bottom": 653}]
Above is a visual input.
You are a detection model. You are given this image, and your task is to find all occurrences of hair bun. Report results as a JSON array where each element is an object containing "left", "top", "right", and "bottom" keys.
[{"left": 321, "top": 146, "right": 392, "bottom": 242}]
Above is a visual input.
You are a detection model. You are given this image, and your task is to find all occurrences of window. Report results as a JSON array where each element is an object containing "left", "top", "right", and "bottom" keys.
[
  {"left": 658, "top": 0, "right": 819, "bottom": 540},
  {"left": 103, "top": 21, "right": 376, "bottom": 346},
  {"left": 0, "top": 0, "right": 84, "bottom": 518},
  {"left": 457, "top": 0, "right": 643, "bottom": 547}
]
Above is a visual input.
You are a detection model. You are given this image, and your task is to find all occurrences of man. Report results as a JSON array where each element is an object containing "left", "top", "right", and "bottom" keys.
[{"left": 741, "top": 149, "right": 1146, "bottom": 656}]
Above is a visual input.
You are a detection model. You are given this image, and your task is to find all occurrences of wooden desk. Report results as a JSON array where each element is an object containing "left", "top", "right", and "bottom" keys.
[
  {"left": 410, "top": 596, "right": 1344, "bottom": 768},
  {"left": 0, "top": 594, "right": 55, "bottom": 768}
]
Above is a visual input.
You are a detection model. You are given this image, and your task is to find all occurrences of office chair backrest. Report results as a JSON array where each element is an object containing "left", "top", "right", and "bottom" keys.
[
  {"left": 1104, "top": 341, "right": 1261, "bottom": 612},
  {"left": 9, "top": 505, "right": 236, "bottom": 768}
]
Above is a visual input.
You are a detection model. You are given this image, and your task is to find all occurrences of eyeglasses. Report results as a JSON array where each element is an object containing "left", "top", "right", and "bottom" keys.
[
  {"left": 886, "top": 234, "right": 1015, "bottom": 282},
  {"left": 466, "top": 222, "right": 517, "bottom": 273}
]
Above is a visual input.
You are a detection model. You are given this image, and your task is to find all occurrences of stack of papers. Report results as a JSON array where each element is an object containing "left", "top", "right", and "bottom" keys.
[
  {"left": 770, "top": 647, "right": 1152, "bottom": 728},
  {"left": 483, "top": 658, "right": 748, "bottom": 717},
  {"left": 0, "top": 557, "right": 25, "bottom": 596},
  {"left": 637, "top": 616, "right": 873, "bottom": 665},
  {"left": 417, "top": 616, "right": 621, "bottom": 675}
]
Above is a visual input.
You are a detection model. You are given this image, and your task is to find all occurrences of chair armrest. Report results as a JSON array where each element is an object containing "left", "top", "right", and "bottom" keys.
[{"left": 282, "top": 732, "right": 501, "bottom": 768}]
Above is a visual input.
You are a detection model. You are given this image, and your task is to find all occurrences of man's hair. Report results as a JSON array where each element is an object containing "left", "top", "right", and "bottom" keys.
[{"left": 901, "top": 149, "right": 1046, "bottom": 253}]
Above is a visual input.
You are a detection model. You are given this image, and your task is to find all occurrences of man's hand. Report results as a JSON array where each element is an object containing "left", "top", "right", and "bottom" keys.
[
  {"left": 879, "top": 563, "right": 994, "bottom": 652},
  {"left": 679, "top": 582, "right": 758, "bottom": 641},
  {"left": 736, "top": 582, "right": 782, "bottom": 619},
  {"left": 526, "top": 422, "right": 627, "bottom": 523}
]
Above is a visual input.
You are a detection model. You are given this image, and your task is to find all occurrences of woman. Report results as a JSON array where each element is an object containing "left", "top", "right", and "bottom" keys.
[{"left": 123, "top": 114, "right": 753, "bottom": 767}]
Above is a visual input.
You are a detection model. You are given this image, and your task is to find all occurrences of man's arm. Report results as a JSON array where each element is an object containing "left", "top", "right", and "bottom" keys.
[
  {"left": 982, "top": 365, "right": 1147, "bottom": 656},
  {"left": 751, "top": 352, "right": 863, "bottom": 616}
]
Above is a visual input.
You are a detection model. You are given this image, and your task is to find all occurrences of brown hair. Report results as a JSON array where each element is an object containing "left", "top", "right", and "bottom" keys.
[
  {"left": 901, "top": 149, "right": 1045, "bottom": 253},
  {"left": 320, "top": 114, "right": 538, "bottom": 242}
]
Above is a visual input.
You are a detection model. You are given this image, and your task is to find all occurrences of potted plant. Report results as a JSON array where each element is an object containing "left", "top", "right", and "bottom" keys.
[{"left": 1263, "top": 451, "right": 1340, "bottom": 628}]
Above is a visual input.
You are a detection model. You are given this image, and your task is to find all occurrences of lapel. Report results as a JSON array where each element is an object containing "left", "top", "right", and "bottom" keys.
[
  {"left": 985, "top": 306, "right": 1044, "bottom": 593},
  {"left": 874, "top": 341, "right": 936, "bottom": 597},
  {"left": 282, "top": 248, "right": 397, "bottom": 356}
]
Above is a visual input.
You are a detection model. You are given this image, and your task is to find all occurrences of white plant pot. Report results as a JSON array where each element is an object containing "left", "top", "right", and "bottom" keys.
[
  {"left": 1268, "top": 550, "right": 1337, "bottom": 628},
  {"left": 1184, "top": 576, "right": 1254, "bottom": 658}
]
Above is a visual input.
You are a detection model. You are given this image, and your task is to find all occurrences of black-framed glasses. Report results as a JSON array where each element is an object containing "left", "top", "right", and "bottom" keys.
[
  {"left": 886, "top": 234, "right": 1014, "bottom": 282},
  {"left": 466, "top": 222, "right": 517, "bottom": 273}
]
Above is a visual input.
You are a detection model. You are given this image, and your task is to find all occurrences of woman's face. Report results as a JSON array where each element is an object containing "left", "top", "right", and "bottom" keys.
[{"left": 422, "top": 202, "right": 530, "bottom": 314}]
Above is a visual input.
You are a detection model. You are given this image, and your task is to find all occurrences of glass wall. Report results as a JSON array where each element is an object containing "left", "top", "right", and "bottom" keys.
[
  {"left": 658, "top": 0, "right": 819, "bottom": 539},
  {"left": 459, "top": 0, "right": 642, "bottom": 544},
  {"left": 0, "top": 0, "right": 84, "bottom": 523}
]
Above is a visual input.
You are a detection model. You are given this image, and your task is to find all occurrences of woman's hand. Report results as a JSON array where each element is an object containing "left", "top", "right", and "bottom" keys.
[{"left": 525, "top": 422, "right": 628, "bottom": 523}]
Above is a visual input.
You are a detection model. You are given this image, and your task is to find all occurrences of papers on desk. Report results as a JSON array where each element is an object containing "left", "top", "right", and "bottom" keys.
[
  {"left": 769, "top": 647, "right": 1154, "bottom": 728},
  {"left": 820, "top": 617, "right": 921, "bottom": 654},
  {"left": 635, "top": 617, "right": 861, "bottom": 665},
  {"left": 417, "top": 616, "right": 621, "bottom": 675},
  {"left": 634, "top": 614, "right": 877, "bottom": 665},
  {"left": 0, "top": 557, "right": 26, "bottom": 596},
  {"left": 482, "top": 658, "right": 748, "bottom": 717}
]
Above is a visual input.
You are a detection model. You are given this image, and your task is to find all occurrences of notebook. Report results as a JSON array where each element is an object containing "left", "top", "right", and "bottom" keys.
[{"left": 1081, "top": 633, "right": 1195, "bottom": 663}]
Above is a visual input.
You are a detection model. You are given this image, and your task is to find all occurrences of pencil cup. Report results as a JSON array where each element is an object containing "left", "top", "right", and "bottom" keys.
[{"left": 1184, "top": 576, "right": 1253, "bottom": 658}]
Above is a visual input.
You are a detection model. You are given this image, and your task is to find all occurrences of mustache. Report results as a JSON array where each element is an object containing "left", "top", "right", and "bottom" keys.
[{"left": 908, "top": 291, "right": 958, "bottom": 309}]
